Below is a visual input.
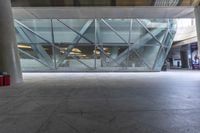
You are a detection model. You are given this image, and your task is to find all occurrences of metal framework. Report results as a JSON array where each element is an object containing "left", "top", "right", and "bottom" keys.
[{"left": 14, "top": 18, "right": 176, "bottom": 72}]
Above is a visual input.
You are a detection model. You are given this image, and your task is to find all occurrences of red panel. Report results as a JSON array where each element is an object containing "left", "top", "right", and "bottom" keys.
[
  {"left": 3, "top": 75, "right": 10, "bottom": 86},
  {"left": 0, "top": 76, "right": 3, "bottom": 86}
]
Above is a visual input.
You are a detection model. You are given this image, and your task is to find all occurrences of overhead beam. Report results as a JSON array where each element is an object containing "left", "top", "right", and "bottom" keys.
[
  {"left": 154, "top": 0, "right": 180, "bottom": 6},
  {"left": 192, "top": 0, "right": 200, "bottom": 6},
  {"left": 110, "top": 0, "right": 116, "bottom": 6},
  {"left": 73, "top": 0, "right": 80, "bottom": 6},
  {"left": 12, "top": 7, "right": 195, "bottom": 19},
  {"left": 50, "top": 0, "right": 65, "bottom": 6}
]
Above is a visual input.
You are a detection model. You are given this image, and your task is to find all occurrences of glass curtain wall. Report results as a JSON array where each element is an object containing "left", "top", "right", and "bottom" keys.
[{"left": 14, "top": 18, "right": 176, "bottom": 72}]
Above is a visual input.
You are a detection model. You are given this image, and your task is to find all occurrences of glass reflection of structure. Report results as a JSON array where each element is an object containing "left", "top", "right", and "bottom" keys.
[{"left": 14, "top": 19, "right": 176, "bottom": 72}]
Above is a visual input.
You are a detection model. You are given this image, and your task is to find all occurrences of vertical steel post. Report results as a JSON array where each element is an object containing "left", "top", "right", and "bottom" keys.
[{"left": 51, "top": 19, "right": 57, "bottom": 69}]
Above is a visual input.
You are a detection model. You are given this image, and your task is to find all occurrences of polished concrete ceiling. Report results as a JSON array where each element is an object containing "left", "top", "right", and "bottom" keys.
[{"left": 11, "top": 0, "right": 200, "bottom": 7}]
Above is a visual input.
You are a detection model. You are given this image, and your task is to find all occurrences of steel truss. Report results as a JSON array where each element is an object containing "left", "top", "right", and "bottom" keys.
[{"left": 14, "top": 18, "right": 176, "bottom": 71}]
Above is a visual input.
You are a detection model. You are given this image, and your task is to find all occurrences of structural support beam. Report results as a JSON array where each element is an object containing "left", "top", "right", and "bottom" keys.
[
  {"left": 56, "top": 19, "right": 94, "bottom": 66},
  {"left": 0, "top": 0, "right": 22, "bottom": 84},
  {"left": 194, "top": 6, "right": 200, "bottom": 57},
  {"left": 154, "top": 0, "right": 180, "bottom": 6},
  {"left": 101, "top": 19, "right": 128, "bottom": 44},
  {"left": 95, "top": 19, "right": 122, "bottom": 67},
  {"left": 95, "top": 19, "right": 106, "bottom": 67},
  {"left": 18, "top": 49, "right": 50, "bottom": 68},
  {"left": 112, "top": 28, "right": 163, "bottom": 66},
  {"left": 15, "top": 25, "right": 53, "bottom": 68}
]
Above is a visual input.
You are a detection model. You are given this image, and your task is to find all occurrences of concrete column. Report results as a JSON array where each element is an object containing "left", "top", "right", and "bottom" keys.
[
  {"left": 194, "top": 6, "right": 200, "bottom": 57},
  {"left": 0, "top": 0, "right": 22, "bottom": 84},
  {"left": 180, "top": 45, "right": 189, "bottom": 69}
]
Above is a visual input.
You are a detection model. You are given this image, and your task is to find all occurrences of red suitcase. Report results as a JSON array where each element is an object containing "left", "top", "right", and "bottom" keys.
[
  {"left": 0, "top": 75, "right": 3, "bottom": 86},
  {"left": 3, "top": 75, "right": 10, "bottom": 86}
]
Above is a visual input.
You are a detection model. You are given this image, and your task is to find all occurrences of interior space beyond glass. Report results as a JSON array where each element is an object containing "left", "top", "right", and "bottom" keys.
[{"left": 14, "top": 19, "right": 176, "bottom": 72}]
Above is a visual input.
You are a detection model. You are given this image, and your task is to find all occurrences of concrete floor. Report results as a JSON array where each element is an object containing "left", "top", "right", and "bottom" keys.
[{"left": 0, "top": 71, "right": 200, "bottom": 133}]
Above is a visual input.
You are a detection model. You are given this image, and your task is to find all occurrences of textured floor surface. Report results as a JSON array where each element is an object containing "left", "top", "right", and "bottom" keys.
[{"left": 0, "top": 71, "right": 200, "bottom": 133}]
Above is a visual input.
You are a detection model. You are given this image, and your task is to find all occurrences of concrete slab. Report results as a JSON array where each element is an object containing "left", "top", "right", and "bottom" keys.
[{"left": 0, "top": 71, "right": 200, "bottom": 133}]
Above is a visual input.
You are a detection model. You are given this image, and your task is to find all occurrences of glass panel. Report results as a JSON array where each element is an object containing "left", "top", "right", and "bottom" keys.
[
  {"left": 52, "top": 19, "right": 83, "bottom": 43},
  {"left": 18, "top": 44, "right": 52, "bottom": 71},
  {"left": 54, "top": 19, "right": 95, "bottom": 71},
  {"left": 127, "top": 51, "right": 150, "bottom": 71},
  {"left": 96, "top": 19, "right": 129, "bottom": 70},
  {"left": 15, "top": 18, "right": 176, "bottom": 72},
  {"left": 15, "top": 19, "right": 54, "bottom": 71},
  {"left": 137, "top": 19, "right": 168, "bottom": 46},
  {"left": 17, "top": 19, "right": 52, "bottom": 43},
  {"left": 154, "top": 47, "right": 168, "bottom": 70}
]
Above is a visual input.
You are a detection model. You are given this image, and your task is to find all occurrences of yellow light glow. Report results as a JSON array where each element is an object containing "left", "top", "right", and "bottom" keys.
[
  {"left": 103, "top": 48, "right": 109, "bottom": 51},
  {"left": 70, "top": 52, "right": 83, "bottom": 55},
  {"left": 60, "top": 48, "right": 67, "bottom": 50},
  {"left": 93, "top": 50, "right": 100, "bottom": 55},
  {"left": 17, "top": 45, "right": 31, "bottom": 49},
  {"left": 60, "top": 51, "right": 65, "bottom": 54},
  {"left": 72, "top": 48, "right": 81, "bottom": 53}
]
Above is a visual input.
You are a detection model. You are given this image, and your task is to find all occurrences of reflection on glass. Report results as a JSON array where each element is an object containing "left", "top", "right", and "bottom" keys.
[{"left": 15, "top": 18, "right": 176, "bottom": 72}]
